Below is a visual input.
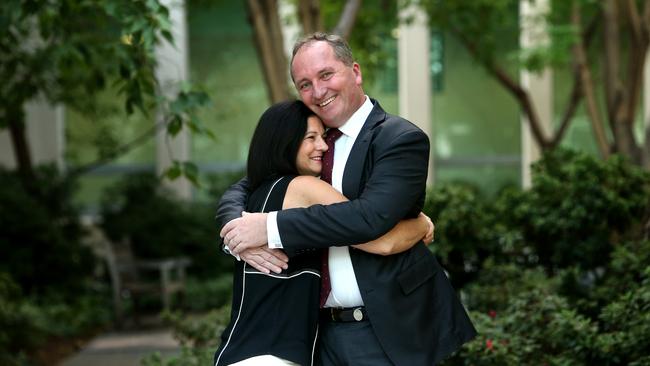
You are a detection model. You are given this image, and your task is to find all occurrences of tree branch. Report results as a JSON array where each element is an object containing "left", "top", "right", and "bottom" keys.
[
  {"left": 449, "top": 26, "right": 550, "bottom": 149},
  {"left": 551, "top": 71, "right": 581, "bottom": 149},
  {"left": 551, "top": 13, "right": 600, "bottom": 148},
  {"left": 603, "top": 0, "right": 624, "bottom": 130},
  {"left": 68, "top": 121, "right": 162, "bottom": 177},
  {"left": 572, "top": 1, "right": 611, "bottom": 158},
  {"left": 331, "top": 0, "right": 362, "bottom": 39}
]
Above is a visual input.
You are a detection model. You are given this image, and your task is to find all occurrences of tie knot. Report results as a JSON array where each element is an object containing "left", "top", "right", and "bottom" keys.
[{"left": 326, "top": 128, "right": 343, "bottom": 144}]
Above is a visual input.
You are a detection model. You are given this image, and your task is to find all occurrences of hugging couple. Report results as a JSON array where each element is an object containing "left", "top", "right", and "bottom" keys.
[{"left": 214, "top": 32, "right": 476, "bottom": 366}]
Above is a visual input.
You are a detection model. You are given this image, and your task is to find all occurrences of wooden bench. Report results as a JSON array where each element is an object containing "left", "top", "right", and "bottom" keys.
[{"left": 85, "top": 225, "right": 191, "bottom": 326}]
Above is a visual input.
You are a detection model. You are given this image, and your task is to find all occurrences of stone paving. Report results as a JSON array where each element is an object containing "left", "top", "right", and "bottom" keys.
[{"left": 61, "top": 328, "right": 180, "bottom": 366}]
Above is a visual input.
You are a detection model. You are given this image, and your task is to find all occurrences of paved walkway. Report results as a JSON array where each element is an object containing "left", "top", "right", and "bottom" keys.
[{"left": 61, "top": 328, "right": 180, "bottom": 366}]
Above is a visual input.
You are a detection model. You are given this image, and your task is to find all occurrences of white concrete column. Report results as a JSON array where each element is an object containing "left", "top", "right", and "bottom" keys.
[
  {"left": 279, "top": 0, "right": 300, "bottom": 62},
  {"left": 640, "top": 50, "right": 650, "bottom": 168},
  {"left": 520, "top": 0, "right": 553, "bottom": 188},
  {"left": 398, "top": 5, "right": 433, "bottom": 185},
  {"left": 0, "top": 97, "right": 65, "bottom": 170},
  {"left": 155, "top": 0, "right": 191, "bottom": 199},
  {"left": 280, "top": 0, "right": 301, "bottom": 89}
]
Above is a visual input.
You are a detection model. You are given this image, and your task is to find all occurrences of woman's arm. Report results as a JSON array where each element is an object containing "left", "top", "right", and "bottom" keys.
[
  {"left": 284, "top": 176, "right": 431, "bottom": 256},
  {"left": 353, "top": 213, "right": 430, "bottom": 255}
]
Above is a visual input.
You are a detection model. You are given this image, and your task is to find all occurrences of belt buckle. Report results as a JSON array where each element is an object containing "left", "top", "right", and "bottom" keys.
[{"left": 352, "top": 308, "right": 363, "bottom": 321}]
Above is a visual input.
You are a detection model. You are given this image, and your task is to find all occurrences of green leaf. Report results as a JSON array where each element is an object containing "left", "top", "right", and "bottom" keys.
[
  {"left": 161, "top": 29, "right": 174, "bottom": 44},
  {"left": 167, "top": 116, "right": 183, "bottom": 136},
  {"left": 182, "top": 162, "right": 200, "bottom": 186},
  {"left": 164, "top": 164, "right": 182, "bottom": 180}
]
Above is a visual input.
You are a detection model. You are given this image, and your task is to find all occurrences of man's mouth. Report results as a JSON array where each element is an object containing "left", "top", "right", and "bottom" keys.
[{"left": 318, "top": 96, "right": 336, "bottom": 108}]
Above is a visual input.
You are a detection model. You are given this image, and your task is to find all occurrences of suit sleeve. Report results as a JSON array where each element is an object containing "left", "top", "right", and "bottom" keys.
[
  {"left": 277, "top": 125, "right": 429, "bottom": 250},
  {"left": 215, "top": 176, "right": 251, "bottom": 233}
]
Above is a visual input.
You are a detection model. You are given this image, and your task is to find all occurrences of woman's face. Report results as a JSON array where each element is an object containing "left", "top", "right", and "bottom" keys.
[{"left": 296, "top": 115, "right": 328, "bottom": 176}]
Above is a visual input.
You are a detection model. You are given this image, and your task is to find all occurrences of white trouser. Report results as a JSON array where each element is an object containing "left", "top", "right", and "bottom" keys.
[{"left": 229, "top": 355, "right": 299, "bottom": 366}]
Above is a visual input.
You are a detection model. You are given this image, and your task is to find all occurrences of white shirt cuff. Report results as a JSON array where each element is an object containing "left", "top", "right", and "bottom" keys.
[
  {"left": 267, "top": 211, "right": 283, "bottom": 249},
  {"left": 222, "top": 244, "right": 240, "bottom": 261}
]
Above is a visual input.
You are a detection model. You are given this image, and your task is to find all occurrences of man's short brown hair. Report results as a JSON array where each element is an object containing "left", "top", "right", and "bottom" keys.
[{"left": 291, "top": 32, "right": 355, "bottom": 69}]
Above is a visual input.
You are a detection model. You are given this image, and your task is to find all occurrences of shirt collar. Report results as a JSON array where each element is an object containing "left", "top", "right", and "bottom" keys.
[{"left": 337, "top": 96, "right": 373, "bottom": 139}]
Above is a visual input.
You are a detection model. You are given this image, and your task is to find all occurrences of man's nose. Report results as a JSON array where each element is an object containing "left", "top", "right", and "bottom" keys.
[{"left": 313, "top": 81, "right": 327, "bottom": 99}]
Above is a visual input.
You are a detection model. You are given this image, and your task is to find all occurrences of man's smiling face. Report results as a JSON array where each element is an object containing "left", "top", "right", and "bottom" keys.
[{"left": 291, "top": 41, "right": 365, "bottom": 128}]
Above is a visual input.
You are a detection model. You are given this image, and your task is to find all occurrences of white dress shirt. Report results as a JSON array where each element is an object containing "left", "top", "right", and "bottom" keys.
[{"left": 267, "top": 96, "right": 374, "bottom": 308}]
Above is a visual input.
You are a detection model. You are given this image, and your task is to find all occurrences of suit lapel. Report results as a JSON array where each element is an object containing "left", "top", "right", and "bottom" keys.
[{"left": 342, "top": 100, "right": 387, "bottom": 199}]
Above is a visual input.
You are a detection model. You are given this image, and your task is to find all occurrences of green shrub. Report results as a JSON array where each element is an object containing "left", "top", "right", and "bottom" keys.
[
  {"left": 444, "top": 240, "right": 650, "bottom": 365},
  {"left": 423, "top": 183, "right": 494, "bottom": 288},
  {"left": 559, "top": 240, "right": 650, "bottom": 319},
  {"left": 425, "top": 150, "right": 650, "bottom": 290},
  {"left": 30, "top": 293, "right": 111, "bottom": 338},
  {"left": 141, "top": 305, "right": 231, "bottom": 366},
  {"left": 100, "top": 173, "right": 233, "bottom": 279},
  {"left": 444, "top": 289, "right": 599, "bottom": 365},
  {"left": 0, "top": 166, "right": 94, "bottom": 297},
  {"left": 0, "top": 272, "right": 44, "bottom": 365},
  {"left": 447, "top": 267, "right": 650, "bottom": 366},
  {"left": 0, "top": 272, "right": 109, "bottom": 365},
  {"left": 184, "top": 274, "right": 233, "bottom": 312},
  {"left": 518, "top": 149, "right": 650, "bottom": 271},
  {"left": 463, "top": 259, "right": 558, "bottom": 313},
  {"left": 592, "top": 267, "right": 650, "bottom": 365}
]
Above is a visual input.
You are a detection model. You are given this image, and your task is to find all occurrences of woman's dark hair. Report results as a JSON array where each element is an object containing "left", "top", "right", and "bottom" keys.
[{"left": 247, "top": 100, "right": 313, "bottom": 189}]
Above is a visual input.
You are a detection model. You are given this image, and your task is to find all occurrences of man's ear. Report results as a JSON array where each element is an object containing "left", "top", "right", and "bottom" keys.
[{"left": 353, "top": 62, "right": 363, "bottom": 85}]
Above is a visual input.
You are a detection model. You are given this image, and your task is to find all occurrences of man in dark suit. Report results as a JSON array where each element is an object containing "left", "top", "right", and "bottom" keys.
[{"left": 218, "top": 33, "right": 476, "bottom": 365}]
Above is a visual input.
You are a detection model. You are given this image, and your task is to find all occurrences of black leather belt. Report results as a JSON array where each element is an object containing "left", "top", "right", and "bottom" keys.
[{"left": 322, "top": 307, "right": 368, "bottom": 322}]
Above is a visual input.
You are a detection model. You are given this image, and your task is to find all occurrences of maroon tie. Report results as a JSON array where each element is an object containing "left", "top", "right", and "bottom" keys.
[{"left": 319, "top": 128, "right": 343, "bottom": 307}]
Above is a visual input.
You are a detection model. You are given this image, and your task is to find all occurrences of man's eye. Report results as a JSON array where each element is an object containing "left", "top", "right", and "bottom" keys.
[
  {"left": 322, "top": 72, "right": 333, "bottom": 79},
  {"left": 300, "top": 83, "right": 310, "bottom": 90}
]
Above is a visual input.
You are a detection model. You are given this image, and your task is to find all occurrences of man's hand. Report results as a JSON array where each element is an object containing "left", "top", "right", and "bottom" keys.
[
  {"left": 421, "top": 212, "right": 435, "bottom": 245},
  {"left": 240, "top": 247, "right": 289, "bottom": 274},
  {"left": 221, "top": 211, "right": 269, "bottom": 254}
]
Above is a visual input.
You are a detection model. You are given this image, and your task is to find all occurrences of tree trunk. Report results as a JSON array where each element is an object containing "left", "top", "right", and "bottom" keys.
[
  {"left": 613, "top": 120, "right": 642, "bottom": 163},
  {"left": 572, "top": 2, "right": 611, "bottom": 158},
  {"left": 331, "top": 0, "right": 362, "bottom": 39},
  {"left": 248, "top": 0, "right": 360, "bottom": 104},
  {"left": 641, "top": 126, "right": 650, "bottom": 170},
  {"left": 246, "top": 0, "right": 292, "bottom": 103},
  {"left": 5, "top": 104, "right": 36, "bottom": 184},
  {"left": 297, "top": 0, "right": 322, "bottom": 34},
  {"left": 618, "top": 0, "right": 647, "bottom": 165}
]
